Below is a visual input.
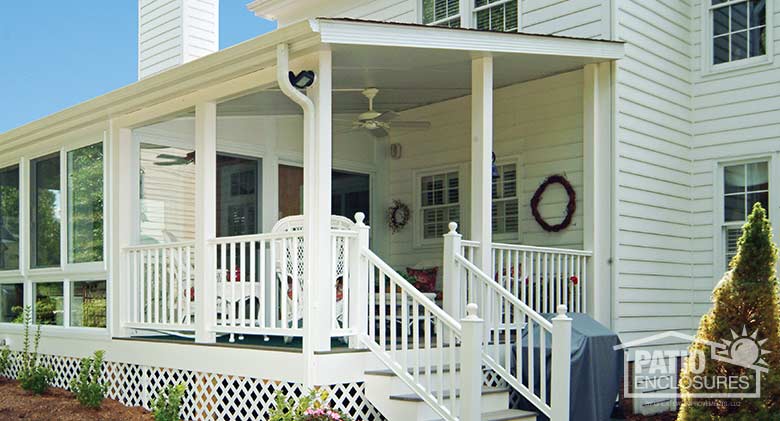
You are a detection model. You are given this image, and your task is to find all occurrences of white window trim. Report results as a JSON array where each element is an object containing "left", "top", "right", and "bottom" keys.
[
  {"left": 701, "top": 0, "right": 774, "bottom": 75},
  {"left": 713, "top": 155, "right": 778, "bottom": 276},
  {"left": 492, "top": 156, "right": 522, "bottom": 242},
  {"left": 419, "top": 0, "right": 521, "bottom": 31},
  {"left": 413, "top": 164, "right": 467, "bottom": 249}
]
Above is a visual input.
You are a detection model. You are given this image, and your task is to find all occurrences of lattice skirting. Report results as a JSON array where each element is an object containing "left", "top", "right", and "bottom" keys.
[{"left": 1, "top": 352, "right": 385, "bottom": 421}]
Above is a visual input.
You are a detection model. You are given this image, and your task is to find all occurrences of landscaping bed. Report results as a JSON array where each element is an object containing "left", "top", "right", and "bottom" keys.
[{"left": 0, "top": 379, "right": 153, "bottom": 421}]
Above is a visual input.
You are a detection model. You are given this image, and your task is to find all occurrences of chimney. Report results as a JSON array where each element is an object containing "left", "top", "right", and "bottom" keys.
[{"left": 138, "top": 0, "right": 219, "bottom": 79}]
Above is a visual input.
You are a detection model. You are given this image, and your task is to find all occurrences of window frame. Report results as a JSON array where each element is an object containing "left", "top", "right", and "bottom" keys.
[
  {"left": 702, "top": 0, "right": 774, "bottom": 75},
  {"left": 0, "top": 164, "right": 21, "bottom": 273},
  {"left": 492, "top": 157, "right": 521, "bottom": 241},
  {"left": 419, "top": 0, "right": 521, "bottom": 31},
  {"left": 413, "top": 165, "right": 466, "bottom": 249},
  {"left": 715, "top": 156, "right": 777, "bottom": 274}
]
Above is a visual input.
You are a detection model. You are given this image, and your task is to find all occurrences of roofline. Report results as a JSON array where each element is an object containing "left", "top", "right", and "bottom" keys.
[
  {"left": 1, "top": 18, "right": 624, "bottom": 151},
  {"left": 314, "top": 18, "right": 624, "bottom": 60}
]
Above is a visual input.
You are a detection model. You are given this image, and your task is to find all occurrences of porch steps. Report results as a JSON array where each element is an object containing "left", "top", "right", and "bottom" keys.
[{"left": 364, "top": 365, "right": 537, "bottom": 421}]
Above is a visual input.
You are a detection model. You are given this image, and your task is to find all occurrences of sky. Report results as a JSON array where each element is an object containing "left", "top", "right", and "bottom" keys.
[{"left": 0, "top": 1, "right": 276, "bottom": 134}]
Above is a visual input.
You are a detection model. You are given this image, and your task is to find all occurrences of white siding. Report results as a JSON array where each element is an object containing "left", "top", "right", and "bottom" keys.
[
  {"left": 138, "top": 0, "right": 218, "bottom": 79},
  {"left": 690, "top": 0, "right": 780, "bottom": 313},
  {"left": 385, "top": 71, "right": 585, "bottom": 270},
  {"left": 613, "top": 0, "right": 697, "bottom": 344},
  {"left": 521, "top": 0, "right": 609, "bottom": 38}
]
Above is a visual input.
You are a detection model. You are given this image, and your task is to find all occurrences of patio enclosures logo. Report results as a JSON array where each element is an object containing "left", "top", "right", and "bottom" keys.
[{"left": 614, "top": 329, "right": 770, "bottom": 399}]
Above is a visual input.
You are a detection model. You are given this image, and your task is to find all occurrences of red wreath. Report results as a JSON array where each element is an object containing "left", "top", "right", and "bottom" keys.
[{"left": 530, "top": 175, "right": 576, "bottom": 232}]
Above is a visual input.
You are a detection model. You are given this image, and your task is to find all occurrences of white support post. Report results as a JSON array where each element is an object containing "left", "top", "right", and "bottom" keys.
[
  {"left": 460, "top": 303, "right": 483, "bottom": 421},
  {"left": 303, "top": 45, "right": 333, "bottom": 365},
  {"left": 195, "top": 101, "right": 217, "bottom": 344},
  {"left": 583, "top": 63, "right": 612, "bottom": 326},
  {"left": 443, "top": 222, "right": 462, "bottom": 318},
  {"left": 550, "top": 305, "right": 572, "bottom": 421},
  {"left": 111, "top": 124, "right": 134, "bottom": 337},
  {"left": 349, "top": 212, "right": 370, "bottom": 349},
  {"left": 471, "top": 56, "right": 493, "bottom": 276}
]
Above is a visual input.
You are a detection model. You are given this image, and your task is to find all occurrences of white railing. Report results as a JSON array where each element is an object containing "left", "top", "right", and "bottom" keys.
[
  {"left": 125, "top": 241, "right": 194, "bottom": 331},
  {"left": 208, "top": 230, "right": 305, "bottom": 338},
  {"left": 456, "top": 240, "right": 590, "bottom": 315},
  {"left": 443, "top": 223, "right": 573, "bottom": 421},
  {"left": 331, "top": 229, "right": 357, "bottom": 336},
  {"left": 360, "top": 248, "right": 484, "bottom": 421}
]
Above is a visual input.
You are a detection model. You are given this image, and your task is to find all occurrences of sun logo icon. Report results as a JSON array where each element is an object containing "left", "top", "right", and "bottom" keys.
[{"left": 715, "top": 327, "right": 771, "bottom": 370}]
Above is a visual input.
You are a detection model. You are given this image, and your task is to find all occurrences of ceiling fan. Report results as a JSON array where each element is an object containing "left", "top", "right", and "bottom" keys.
[
  {"left": 344, "top": 88, "right": 431, "bottom": 138},
  {"left": 154, "top": 151, "right": 195, "bottom": 166}
]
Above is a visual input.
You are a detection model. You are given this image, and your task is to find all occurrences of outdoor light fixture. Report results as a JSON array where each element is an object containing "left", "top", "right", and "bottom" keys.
[
  {"left": 492, "top": 152, "right": 499, "bottom": 178},
  {"left": 288, "top": 70, "right": 316, "bottom": 89}
]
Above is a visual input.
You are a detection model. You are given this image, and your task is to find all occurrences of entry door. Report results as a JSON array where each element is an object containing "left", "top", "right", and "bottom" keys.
[{"left": 277, "top": 165, "right": 370, "bottom": 223}]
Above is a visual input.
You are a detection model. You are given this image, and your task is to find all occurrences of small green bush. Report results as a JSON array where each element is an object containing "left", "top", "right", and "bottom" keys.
[
  {"left": 152, "top": 383, "right": 185, "bottom": 421},
  {"left": 270, "top": 389, "right": 351, "bottom": 421},
  {"left": 71, "top": 350, "right": 107, "bottom": 408},
  {"left": 0, "top": 345, "right": 11, "bottom": 377},
  {"left": 17, "top": 306, "right": 54, "bottom": 394}
]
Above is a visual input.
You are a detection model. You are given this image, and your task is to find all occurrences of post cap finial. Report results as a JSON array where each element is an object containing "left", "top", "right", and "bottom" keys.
[
  {"left": 448, "top": 222, "right": 458, "bottom": 234},
  {"left": 466, "top": 303, "right": 479, "bottom": 317},
  {"left": 557, "top": 304, "right": 567, "bottom": 315},
  {"left": 355, "top": 212, "right": 366, "bottom": 225}
]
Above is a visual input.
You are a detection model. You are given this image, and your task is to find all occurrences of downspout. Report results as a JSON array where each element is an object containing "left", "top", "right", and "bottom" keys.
[{"left": 276, "top": 43, "right": 317, "bottom": 388}]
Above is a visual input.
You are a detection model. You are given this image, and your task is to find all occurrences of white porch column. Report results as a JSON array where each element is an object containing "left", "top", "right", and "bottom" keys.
[
  {"left": 303, "top": 45, "right": 333, "bottom": 361},
  {"left": 471, "top": 56, "right": 494, "bottom": 275},
  {"left": 195, "top": 101, "right": 217, "bottom": 343},
  {"left": 111, "top": 123, "right": 135, "bottom": 338},
  {"left": 583, "top": 63, "right": 613, "bottom": 327}
]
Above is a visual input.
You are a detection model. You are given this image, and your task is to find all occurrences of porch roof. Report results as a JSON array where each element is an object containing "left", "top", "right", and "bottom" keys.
[{"left": 0, "top": 18, "right": 623, "bottom": 153}]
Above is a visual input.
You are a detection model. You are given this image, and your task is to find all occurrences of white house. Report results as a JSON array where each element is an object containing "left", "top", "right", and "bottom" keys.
[{"left": 0, "top": 0, "right": 776, "bottom": 420}]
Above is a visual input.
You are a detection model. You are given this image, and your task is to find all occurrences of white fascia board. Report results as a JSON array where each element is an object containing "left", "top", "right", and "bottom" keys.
[
  {"left": 0, "top": 20, "right": 320, "bottom": 152},
  {"left": 313, "top": 19, "right": 625, "bottom": 61}
]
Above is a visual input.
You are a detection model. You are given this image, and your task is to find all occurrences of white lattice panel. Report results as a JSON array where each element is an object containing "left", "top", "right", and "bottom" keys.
[{"left": 1, "top": 352, "right": 384, "bottom": 421}]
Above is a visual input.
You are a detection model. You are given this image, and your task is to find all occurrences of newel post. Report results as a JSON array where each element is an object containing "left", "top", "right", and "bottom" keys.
[
  {"left": 442, "top": 222, "right": 462, "bottom": 319},
  {"left": 551, "top": 305, "right": 572, "bottom": 421},
  {"left": 460, "top": 303, "right": 483, "bottom": 421},
  {"left": 349, "top": 212, "right": 370, "bottom": 349}
]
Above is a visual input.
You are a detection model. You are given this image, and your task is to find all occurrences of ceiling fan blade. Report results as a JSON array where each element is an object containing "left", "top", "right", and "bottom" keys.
[
  {"left": 140, "top": 144, "right": 168, "bottom": 150},
  {"left": 155, "top": 153, "right": 187, "bottom": 160},
  {"left": 154, "top": 161, "right": 189, "bottom": 166},
  {"left": 375, "top": 111, "right": 400, "bottom": 122},
  {"left": 391, "top": 121, "right": 432, "bottom": 130}
]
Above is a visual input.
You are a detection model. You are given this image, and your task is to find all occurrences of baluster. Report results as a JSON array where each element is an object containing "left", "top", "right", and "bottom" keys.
[
  {"left": 239, "top": 241, "right": 246, "bottom": 329},
  {"left": 542, "top": 253, "right": 548, "bottom": 313},
  {"left": 132, "top": 252, "right": 139, "bottom": 324},
  {"left": 250, "top": 240, "right": 257, "bottom": 328},
  {"left": 535, "top": 251, "right": 541, "bottom": 312},
  {"left": 497, "top": 248, "right": 504, "bottom": 289},
  {"left": 582, "top": 257, "right": 588, "bottom": 314},
  {"left": 291, "top": 237, "right": 300, "bottom": 332},
  {"left": 161, "top": 248, "right": 167, "bottom": 324},
  {"left": 390, "top": 279, "right": 397, "bottom": 361},
  {"left": 230, "top": 241, "right": 237, "bottom": 328},
  {"left": 413, "top": 297, "right": 420, "bottom": 384},
  {"left": 154, "top": 248, "right": 160, "bottom": 324},
  {"left": 379, "top": 271, "right": 386, "bottom": 347},
  {"left": 369, "top": 262, "right": 376, "bottom": 340},
  {"left": 424, "top": 307, "right": 432, "bottom": 393},
  {"left": 504, "top": 295, "right": 511, "bottom": 371},
  {"left": 342, "top": 237, "right": 350, "bottom": 333},
  {"left": 280, "top": 238, "right": 288, "bottom": 330},
  {"left": 564, "top": 254, "right": 570, "bottom": 310},
  {"left": 514, "top": 306, "right": 522, "bottom": 379},
  {"left": 332, "top": 235, "right": 338, "bottom": 330},
  {"left": 447, "top": 329, "right": 457, "bottom": 415},
  {"left": 540, "top": 324, "right": 547, "bottom": 405},
  {"left": 556, "top": 253, "right": 562, "bottom": 310},
  {"left": 176, "top": 247, "right": 183, "bottom": 324},
  {"left": 270, "top": 239, "right": 277, "bottom": 328},
  {"left": 185, "top": 246, "right": 191, "bottom": 324},
  {"left": 521, "top": 251, "right": 527, "bottom": 304},
  {"left": 168, "top": 247, "right": 175, "bottom": 324},
  {"left": 401, "top": 292, "right": 408, "bottom": 374},
  {"left": 436, "top": 320, "right": 444, "bottom": 406},
  {"left": 221, "top": 243, "right": 227, "bottom": 327},
  {"left": 528, "top": 318, "right": 535, "bottom": 393}
]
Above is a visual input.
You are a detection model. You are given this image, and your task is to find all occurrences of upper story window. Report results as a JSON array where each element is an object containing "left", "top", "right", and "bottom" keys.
[
  {"left": 422, "top": 0, "right": 519, "bottom": 31},
  {"left": 722, "top": 161, "right": 768, "bottom": 267},
  {"left": 422, "top": 0, "right": 461, "bottom": 27},
  {"left": 475, "top": 0, "right": 518, "bottom": 32},
  {"left": 711, "top": 0, "right": 767, "bottom": 65}
]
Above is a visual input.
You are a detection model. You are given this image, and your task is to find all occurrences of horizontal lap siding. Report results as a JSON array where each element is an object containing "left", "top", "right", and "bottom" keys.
[
  {"left": 690, "top": 0, "right": 780, "bottom": 317},
  {"left": 336, "top": 0, "right": 417, "bottom": 23},
  {"left": 615, "top": 0, "right": 697, "bottom": 342},
  {"left": 522, "top": 0, "right": 607, "bottom": 38},
  {"left": 386, "top": 71, "right": 584, "bottom": 270},
  {"left": 139, "top": 0, "right": 183, "bottom": 78}
]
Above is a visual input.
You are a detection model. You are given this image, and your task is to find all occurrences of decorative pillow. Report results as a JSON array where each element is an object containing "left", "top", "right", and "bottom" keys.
[{"left": 406, "top": 267, "right": 438, "bottom": 295}]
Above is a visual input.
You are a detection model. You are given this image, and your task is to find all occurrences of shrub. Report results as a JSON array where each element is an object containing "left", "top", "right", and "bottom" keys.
[
  {"left": 71, "top": 350, "right": 107, "bottom": 408},
  {"left": 152, "top": 383, "right": 185, "bottom": 421},
  {"left": 677, "top": 203, "right": 780, "bottom": 420},
  {"left": 270, "top": 389, "right": 350, "bottom": 421},
  {"left": 0, "top": 345, "right": 10, "bottom": 377},
  {"left": 17, "top": 306, "right": 54, "bottom": 394}
]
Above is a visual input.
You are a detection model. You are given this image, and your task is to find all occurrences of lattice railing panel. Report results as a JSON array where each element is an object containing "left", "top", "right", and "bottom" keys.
[{"left": 0, "top": 352, "right": 384, "bottom": 421}]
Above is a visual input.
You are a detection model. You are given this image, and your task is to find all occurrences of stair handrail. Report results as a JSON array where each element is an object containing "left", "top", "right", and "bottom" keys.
[
  {"left": 450, "top": 242, "right": 572, "bottom": 421},
  {"left": 360, "top": 247, "right": 483, "bottom": 421}
]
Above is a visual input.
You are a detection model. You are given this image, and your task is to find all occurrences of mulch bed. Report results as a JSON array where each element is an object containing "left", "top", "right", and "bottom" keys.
[{"left": 0, "top": 379, "right": 153, "bottom": 421}]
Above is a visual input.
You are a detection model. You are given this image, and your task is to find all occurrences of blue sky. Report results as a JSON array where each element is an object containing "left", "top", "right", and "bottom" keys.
[{"left": 0, "top": 2, "right": 276, "bottom": 134}]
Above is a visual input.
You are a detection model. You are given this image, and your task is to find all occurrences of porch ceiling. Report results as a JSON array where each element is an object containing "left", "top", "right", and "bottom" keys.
[{"left": 219, "top": 18, "right": 624, "bottom": 117}]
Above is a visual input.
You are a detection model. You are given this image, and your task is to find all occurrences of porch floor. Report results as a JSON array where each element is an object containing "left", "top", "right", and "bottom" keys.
[{"left": 119, "top": 335, "right": 356, "bottom": 354}]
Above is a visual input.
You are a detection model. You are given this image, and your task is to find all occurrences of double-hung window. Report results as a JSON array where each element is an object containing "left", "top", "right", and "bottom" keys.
[
  {"left": 722, "top": 161, "right": 769, "bottom": 268},
  {"left": 420, "top": 171, "right": 460, "bottom": 241},
  {"left": 492, "top": 163, "right": 519, "bottom": 237},
  {"left": 422, "top": 0, "right": 519, "bottom": 31},
  {"left": 710, "top": 0, "right": 768, "bottom": 65}
]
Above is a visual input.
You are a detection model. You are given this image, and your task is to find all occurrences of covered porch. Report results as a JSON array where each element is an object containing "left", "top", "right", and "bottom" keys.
[{"left": 113, "top": 19, "right": 620, "bottom": 363}]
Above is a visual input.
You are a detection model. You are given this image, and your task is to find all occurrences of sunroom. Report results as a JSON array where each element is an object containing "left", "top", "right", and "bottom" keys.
[{"left": 0, "top": 19, "right": 621, "bottom": 358}]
